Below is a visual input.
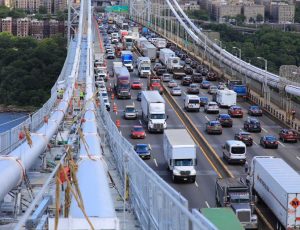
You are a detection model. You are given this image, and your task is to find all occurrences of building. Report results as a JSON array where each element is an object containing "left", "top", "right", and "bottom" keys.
[
  {"left": 1, "top": 17, "right": 12, "bottom": 34},
  {"left": 16, "top": 17, "right": 29, "bottom": 37},
  {"left": 49, "top": 19, "right": 58, "bottom": 36},
  {"left": 4, "top": 0, "right": 12, "bottom": 7},
  {"left": 212, "top": 3, "right": 242, "bottom": 22},
  {"left": 270, "top": 2, "right": 295, "bottom": 23},
  {"left": 54, "top": 0, "right": 67, "bottom": 13},
  {"left": 243, "top": 4, "right": 265, "bottom": 23},
  {"left": 179, "top": 0, "right": 201, "bottom": 10},
  {"left": 30, "top": 18, "right": 44, "bottom": 39},
  {"left": 14, "top": 0, "right": 27, "bottom": 9}
]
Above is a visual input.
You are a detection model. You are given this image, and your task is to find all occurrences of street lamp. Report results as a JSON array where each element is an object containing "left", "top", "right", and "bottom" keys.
[
  {"left": 257, "top": 56, "right": 268, "bottom": 72},
  {"left": 232, "top": 46, "right": 241, "bottom": 59}
]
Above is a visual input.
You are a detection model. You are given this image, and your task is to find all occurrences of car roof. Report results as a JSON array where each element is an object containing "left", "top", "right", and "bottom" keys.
[
  {"left": 238, "top": 131, "right": 250, "bottom": 135},
  {"left": 225, "top": 140, "right": 246, "bottom": 146},
  {"left": 220, "top": 114, "right": 230, "bottom": 117},
  {"left": 230, "top": 105, "right": 241, "bottom": 109},
  {"left": 209, "top": 120, "right": 220, "bottom": 124}
]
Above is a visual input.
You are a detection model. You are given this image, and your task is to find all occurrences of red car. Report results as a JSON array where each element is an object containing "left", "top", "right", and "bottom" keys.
[
  {"left": 279, "top": 129, "right": 298, "bottom": 143},
  {"left": 228, "top": 106, "right": 243, "bottom": 118},
  {"left": 131, "top": 126, "right": 146, "bottom": 139},
  {"left": 131, "top": 81, "right": 142, "bottom": 89}
]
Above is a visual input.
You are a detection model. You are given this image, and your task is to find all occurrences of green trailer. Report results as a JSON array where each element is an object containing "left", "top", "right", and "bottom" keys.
[{"left": 201, "top": 208, "right": 244, "bottom": 230}]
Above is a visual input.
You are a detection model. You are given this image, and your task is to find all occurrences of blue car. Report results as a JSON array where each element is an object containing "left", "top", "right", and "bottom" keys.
[
  {"left": 134, "top": 144, "right": 151, "bottom": 159},
  {"left": 199, "top": 96, "right": 208, "bottom": 106}
]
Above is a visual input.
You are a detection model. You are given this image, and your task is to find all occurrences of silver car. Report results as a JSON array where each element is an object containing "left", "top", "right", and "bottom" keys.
[
  {"left": 204, "top": 102, "right": 220, "bottom": 114},
  {"left": 162, "top": 73, "right": 172, "bottom": 82},
  {"left": 124, "top": 105, "right": 138, "bottom": 120},
  {"left": 171, "top": 86, "right": 182, "bottom": 96},
  {"left": 208, "top": 85, "right": 218, "bottom": 94}
]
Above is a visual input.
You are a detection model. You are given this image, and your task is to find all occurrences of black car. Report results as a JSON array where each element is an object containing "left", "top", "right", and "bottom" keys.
[
  {"left": 184, "top": 65, "right": 193, "bottom": 75},
  {"left": 216, "top": 114, "right": 233, "bottom": 127},
  {"left": 182, "top": 76, "right": 192, "bottom": 86},
  {"left": 260, "top": 135, "right": 278, "bottom": 149},
  {"left": 137, "top": 92, "right": 142, "bottom": 101},
  {"left": 234, "top": 132, "right": 253, "bottom": 146},
  {"left": 244, "top": 117, "right": 262, "bottom": 132},
  {"left": 192, "top": 72, "right": 203, "bottom": 83},
  {"left": 156, "top": 67, "right": 167, "bottom": 76},
  {"left": 190, "top": 61, "right": 198, "bottom": 69}
]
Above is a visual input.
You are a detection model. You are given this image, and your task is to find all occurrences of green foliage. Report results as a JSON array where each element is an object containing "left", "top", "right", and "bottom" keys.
[
  {"left": 295, "top": 6, "right": 300, "bottom": 23},
  {"left": 0, "top": 6, "right": 26, "bottom": 18},
  {"left": 185, "top": 9, "right": 209, "bottom": 21},
  {"left": 0, "top": 34, "right": 67, "bottom": 107},
  {"left": 56, "top": 10, "right": 67, "bottom": 21},
  {"left": 38, "top": 6, "right": 48, "bottom": 14},
  {"left": 203, "top": 24, "right": 300, "bottom": 73}
]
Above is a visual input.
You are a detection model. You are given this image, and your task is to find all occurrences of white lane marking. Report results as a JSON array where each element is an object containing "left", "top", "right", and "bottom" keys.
[
  {"left": 205, "top": 201, "right": 210, "bottom": 208},
  {"left": 262, "top": 128, "right": 268, "bottom": 133},
  {"left": 296, "top": 156, "right": 300, "bottom": 161},
  {"left": 253, "top": 141, "right": 258, "bottom": 146},
  {"left": 205, "top": 116, "right": 209, "bottom": 121},
  {"left": 195, "top": 181, "right": 199, "bottom": 187},
  {"left": 153, "top": 158, "right": 158, "bottom": 167},
  {"left": 139, "top": 120, "right": 142, "bottom": 125},
  {"left": 278, "top": 141, "right": 285, "bottom": 147}
]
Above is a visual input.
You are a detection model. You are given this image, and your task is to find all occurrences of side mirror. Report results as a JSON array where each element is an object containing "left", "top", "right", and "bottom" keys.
[
  {"left": 170, "top": 159, "right": 172, "bottom": 166},
  {"left": 166, "top": 115, "right": 169, "bottom": 120},
  {"left": 195, "top": 158, "right": 198, "bottom": 166},
  {"left": 222, "top": 145, "right": 225, "bottom": 149}
]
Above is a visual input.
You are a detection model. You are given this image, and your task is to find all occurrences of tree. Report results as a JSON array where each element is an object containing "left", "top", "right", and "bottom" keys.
[
  {"left": 38, "top": 5, "right": 48, "bottom": 14},
  {"left": 256, "top": 14, "right": 263, "bottom": 23},
  {"left": 235, "top": 14, "right": 246, "bottom": 24}
]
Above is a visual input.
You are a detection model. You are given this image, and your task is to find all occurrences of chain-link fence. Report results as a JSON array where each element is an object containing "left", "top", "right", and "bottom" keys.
[
  {"left": 0, "top": 39, "right": 78, "bottom": 155},
  {"left": 97, "top": 96, "right": 216, "bottom": 230}
]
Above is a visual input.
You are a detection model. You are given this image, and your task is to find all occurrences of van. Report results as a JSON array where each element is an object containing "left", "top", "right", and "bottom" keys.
[
  {"left": 184, "top": 95, "right": 200, "bottom": 112},
  {"left": 222, "top": 140, "right": 246, "bottom": 164}
]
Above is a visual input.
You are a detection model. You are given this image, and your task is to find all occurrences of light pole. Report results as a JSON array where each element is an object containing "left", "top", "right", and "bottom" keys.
[
  {"left": 232, "top": 46, "right": 241, "bottom": 59},
  {"left": 257, "top": 56, "right": 268, "bottom": 72}
]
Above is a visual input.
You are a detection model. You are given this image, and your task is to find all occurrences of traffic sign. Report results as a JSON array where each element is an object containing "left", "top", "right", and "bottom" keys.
[
  {"left": 105, "top": 5, "right": 129, "bottom": 13},
  {"left": 290, "top": 197, "right": 300, "bottom": 209}
]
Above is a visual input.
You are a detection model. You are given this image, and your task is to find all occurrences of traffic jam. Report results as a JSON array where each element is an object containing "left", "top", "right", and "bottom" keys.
[{"left": 93, "top": 13, "right": 300, "bottom": 229}]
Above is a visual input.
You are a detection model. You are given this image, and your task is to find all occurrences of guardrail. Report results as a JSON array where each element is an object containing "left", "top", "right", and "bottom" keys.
[
  {"left": 97, "top": 96, "right": 217, "bottom": 230},
  {"left": 0, "top": 39, "right": 78, "bottom": 155}
]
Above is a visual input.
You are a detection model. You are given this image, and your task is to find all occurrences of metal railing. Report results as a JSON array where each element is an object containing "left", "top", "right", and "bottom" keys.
[
  {"left": 0, "top": 39, "right": 78, "bottom": 155},
  {"left": 97, "top": 96, "right": 217, "bottom": 230}
]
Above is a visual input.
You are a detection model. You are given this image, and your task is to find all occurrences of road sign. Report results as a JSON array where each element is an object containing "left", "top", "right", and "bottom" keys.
[
  {"left": 105, "top": 5, "right": 129, "bottom": 13},
  {"left": 290, "top": 197, "right": 300, "bottom": 209}
]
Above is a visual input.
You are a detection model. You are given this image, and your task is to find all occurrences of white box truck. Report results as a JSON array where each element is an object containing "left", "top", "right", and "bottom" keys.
[
  {"left": 216, "top": 89, "right": 237, "bottom": 107},
  {"left": 137, "top": 57, "right": 151, "bottom": 78},
  {"left": 249, "top": 156, "right": 300, "bottom": 229},
  {"left": 136, "top": 37, "right": 148, "bottom": 52},
  {"left": 163, "top": 129, "right": 197, "bottom": 183},
  {"left": 142, "top": 42, "right": 157, "bottom": 61},
  {"left": 141, "top": 91, "right": 167, "bottom": 133},
  {"left": 159, "top": 48, "right": 175, "bottom": 66}
]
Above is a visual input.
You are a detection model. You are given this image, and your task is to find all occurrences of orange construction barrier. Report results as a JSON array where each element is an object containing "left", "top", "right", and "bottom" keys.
[
  {"left": 111, "top": 93, "right": 115, "bottom": 100},
  {"left": 116, "top": 119, "right": 121, "bottom": 128},
  {"left": 113, "top": 104, "right": 117, "bottom": 112}
]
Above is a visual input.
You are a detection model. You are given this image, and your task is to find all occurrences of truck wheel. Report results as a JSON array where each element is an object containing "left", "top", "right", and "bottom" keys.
[
  {"left": 172, "top": 175, "right": 177, "bottom": 183},
  {"left": 190, "top": 177, "right": 196, "bottom": 183}
]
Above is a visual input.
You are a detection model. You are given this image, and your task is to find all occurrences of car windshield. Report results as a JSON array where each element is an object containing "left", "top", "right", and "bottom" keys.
[
  {"left": 220, "top": 114, "right": 230, "bottom": 119},
  {"left": 200, "top": 97, "right": 208, "bottom": 102},
  {"left": 101, "top": 93, "right": 108, "bottom": 97},
  {"left": 174, "top": 159, "right": 193, "bottom": 166},
  {"left": 231, "top": 147, "right": 245, "bottom": 154},
  {"left": 210, "top": 121, "right": 220, "bottom": 126},
  {"left": 126, "top": 108, "right": 135, "bottom": 112},
  {"left": 142, "top": 67, "right": 150, "bottom": 70},
  {"left": 241, "top": 133, "right": 250, "bottom": 138},
  {"left": 251, "top": 106, "right": 260, "bottom": 110},
  {"left": 150, "top": 114, "right": 165, "bottom": 119},
  {"left": 232, "top": 107, "right": 241, "bottom": 110},
  {"left": 124, "top": 60, "right": 131, "bottom": 64},
  {"left": 136, "top": 145, "right": 148, "bottom": 151},
  {"left": 191, "top": 85, "right": 197, "bottom": 88},
  {"left": 173, "top": 87, "right": 181, "bottom": 90},
  {"left": 133, "top": 81, "right": 140, "bottom": 84},
  {"left": 134, "top": 127, "right": 144, "bottom": 132},
  {"left": 266, "top": 136, "right": 276, "bottom": 141},
  {"left": 189, "top": 99, "right": 199, "bottom": 104}
]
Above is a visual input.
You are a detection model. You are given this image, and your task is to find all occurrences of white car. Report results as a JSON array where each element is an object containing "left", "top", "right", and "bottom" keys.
[
  {"left": 162, "top": 73, "right": 172, "bottom": 82},
  {"left": 171, "top": 86, "right": 182, "bottom": 96},
  {"left": 168, "top": 80, "right": 178, "bottom": 88},
  {"left": 204, "top": 102, "right": 219, "bottom": 114},
  {"left": 98, "top": 84, "right": 107, "bottom": 92},
  {"left": 100, "top": 91, "right": 108, "bottom": 100}
]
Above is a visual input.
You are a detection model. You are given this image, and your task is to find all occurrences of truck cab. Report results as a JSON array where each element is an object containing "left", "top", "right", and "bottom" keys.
[
  {"left": 222, "top": 140, "right": 246, "bottom": 164},
  {"left": 137, "top": 57, "right": 151, "bottom": 78},
  {"left": 123, "top": 35, "right": 133, "bottom": 50},
  {"left": 215, "top": 178, "right": 258, "bottom": 229},
  {"left": 148, "top": 75, "right": 163, "bottom": 94},
  {"left": 121, "top": 51, "right": 133, "bottom": 72}
]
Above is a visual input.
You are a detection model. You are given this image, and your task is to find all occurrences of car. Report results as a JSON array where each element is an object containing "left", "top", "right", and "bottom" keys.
[
  {"left": 248, "top": 105, "right": 263, "bottom": 116},
  {"left": 184, "top": 66, "right": 193, "bottom": 75},
  {"left": 279, "top": 129, "right": 298, "bottom": 143},
  {"left": 187, "top": 83, "right": 199, "bottom": 94},
  {"left": 228, "top": 105, "right": 243, "bottom": 118},
  {"left": 168, "top": 80, "right": 178, "bottom": 88},
  {"left": 200, "top": 80, "right": 211, "bottom": 89},
  {"left": 98, "top": 84, "right": 107, "bottom": 92},
  {"left": 106, "top": 51, "right": 115, "bottom": 59},
  {"left": 208, "top": 85, "right": 218, "bottom": 94},
  {"left": 244, "top": 117, "right": 261, "bottom": 132},
  {"left": 162, "top": 73, "right": 171, "bottom": 82},
  {"left": 124, "top": 105, "right": 138, "bottom": 119},
  {"left": 199, "top": 96, "right": 208, "bottom": 106},
  {"left": 190, "top": 61, "right": 198, "bottom": 69},
  {"left": 103, "top": 98, "right": 110, "bottom": 111},
  {"left": 234, "top": 132, "right": 253, "bottom": 146},
  {"left": 156, "top": 67, "right": 167, "bottom": 76},
  {"left": 260, "top": 135, "right": 278, "bottom": 149},
  {"left": 206, "top": 120, "right": 222, "bottom": 134},
  {"left": 131, "top": 80, "right": 142, "bottom": 89},
  {"left": 131, "top": 126, "right": 146, "bottom": 139},
  {"left": 153, "top": 63, "right": 163, "bottom": 72},
  {"left": 185, "top": 58, "right": 192, "bottom": 65},
  {"left": 181, "top": 76, "right": 192, "bottom": 86},
  {"left": 216, "top": 114, "right": 233, "bottom": 127},
  {"left": 171, "top": 86, "right": 182, "bottom": 96},
  {"left": 137, "top": 92, "right": 142, "bottom": 101},
  {"left": 204, "top": 102, "right": 219, "bottom": 114},
  {"left": 217, "top": 83, "right": 226, "bottom": 90},
  {"left": 206, "top": 72, "right": 218, "bottom": 81},
  {"left": 134, "top": 144, "right": 151, "bottom": 159},
  {"left": 192, "top": 72, "right": 202, "bottom": 83},
  {"left": 100, "top": 91, "right": 108, "bottom": 100}
]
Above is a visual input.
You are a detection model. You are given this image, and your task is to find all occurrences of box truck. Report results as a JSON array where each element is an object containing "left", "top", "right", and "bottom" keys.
[
  {"left": 141, "top": 91, "right": 167, "bottom": 133},
  {"left": 163, "top": 129, "right": 197, "bottom": 183},
  {"left": 215, "top": 178, "right": 258, "bottom": 229},
  {"left": 249, "top": 156, "right": 300, "bottom": 229},
  {"left": 142, "top": 42, "right": 157, "bottom": 61},
  {"left": 216, "top": 89, "right": 237, "bottom": 107},
  {"left": 159, "top": 48, "right": 175, "bottom": 66}
]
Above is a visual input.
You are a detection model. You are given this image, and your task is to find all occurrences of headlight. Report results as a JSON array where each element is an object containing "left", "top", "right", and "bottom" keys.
[{"left": 173, "top": 169, "right": 181, "bottom": 175}]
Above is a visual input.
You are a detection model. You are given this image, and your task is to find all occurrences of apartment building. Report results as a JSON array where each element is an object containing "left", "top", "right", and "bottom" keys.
[
  {"left": 1, "top": 17, "right": 12, "bottom": 33},
  {"left": 17, "top": 17, "right": 29, "bottom": 37},
  {"left": 243, "top": 4, "right": 265, "bottom": 22},
  {"left": 179, "top": 0, "right": 201, "bottom": 10},
  {"left": 13, "top": 0, "right": 68, "bottom": 13},
  {"left": 270, "top": 2, "right": 295, "bottom": 23},
  {"left": 212, "top": 3, "right": 242, "bottom": 22},
  {"left": 30, "top": 18, "right": 44, "bottom": 39}
]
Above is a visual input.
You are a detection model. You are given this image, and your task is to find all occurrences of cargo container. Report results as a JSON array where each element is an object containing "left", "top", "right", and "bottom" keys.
[{"left": 142, "top": 42, "right": 157, "bottom": 61}]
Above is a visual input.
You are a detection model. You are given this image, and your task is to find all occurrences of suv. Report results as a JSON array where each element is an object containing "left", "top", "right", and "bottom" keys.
[
  {"left": 208, "top": 85, "right": 218, "bottom": 94},
  {"left": 162, "top": 73, "right": 171, "bottom": 82},
  {"left": 192, "top": 72, "right": 202, "bottom": 83},
  {"left": 187, "top": 83, "right": 199, "bottom": 94},
  {"left": 243, "top": 117, "right": 261, "bottom": 132},
  {"left": 123, "top": 105, "right": 138, "bottom": 120},
  {"left": 204, "top": 102, "right": 219, "bottom": 114},
  {"left": 182, "top": 76, "right": 192, "bottom": 86},
  {"left": 206, "top": 121, "right": 222, "bottom": 134},
  {"left": 216, "top": 114, "right": 233, "bottom": 127},
  {"left": 279, "top": 129, "right": 298, "bottom": 143}
]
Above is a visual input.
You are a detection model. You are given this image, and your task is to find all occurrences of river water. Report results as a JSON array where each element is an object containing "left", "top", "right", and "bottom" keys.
[{"left": 0, "top": 112, "right": 28, "bottom": 133}]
